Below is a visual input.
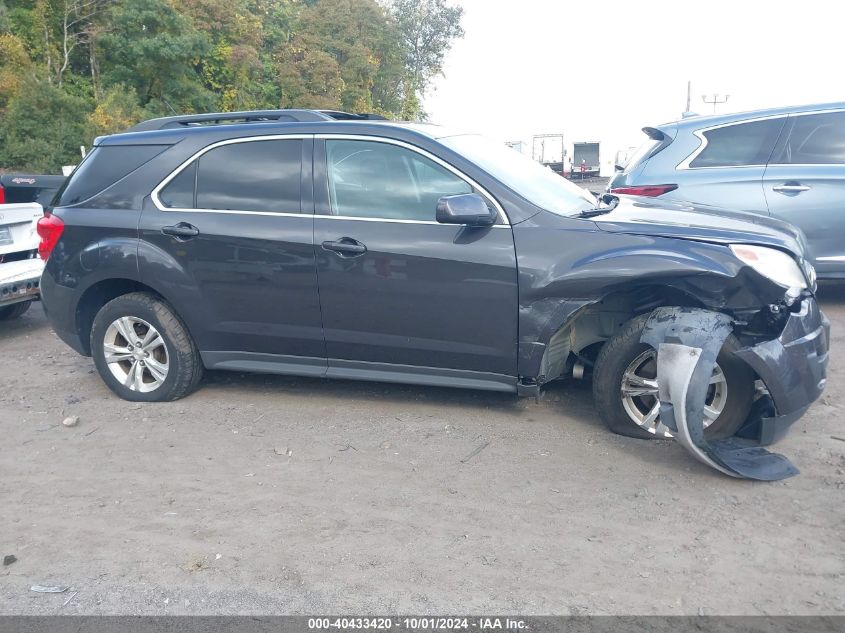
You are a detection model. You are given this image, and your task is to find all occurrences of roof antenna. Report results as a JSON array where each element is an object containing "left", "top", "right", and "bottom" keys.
[{"left": 681, "top": 80, "right": 699, "bottom": 118}]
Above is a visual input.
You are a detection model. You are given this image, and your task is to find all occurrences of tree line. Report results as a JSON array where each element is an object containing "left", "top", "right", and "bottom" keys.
[{"left": 0, "top": 0, "right": 464, "bottom": 172}]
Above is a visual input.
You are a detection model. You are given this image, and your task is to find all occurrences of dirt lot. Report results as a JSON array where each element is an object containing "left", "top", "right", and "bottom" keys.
[{"left": 1, "top": 286, "right": 843, "bottom": 616}]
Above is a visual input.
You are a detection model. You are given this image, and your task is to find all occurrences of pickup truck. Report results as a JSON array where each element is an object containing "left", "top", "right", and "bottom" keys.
[
  {"left": 0, "top": 173, "right": 66, "bottom": 206},
  {"left": 0, "top": 203, "right": 44, "bottom": 319},
  {"left": 0, "top": 174, "right": 65, "bottom": 320}
]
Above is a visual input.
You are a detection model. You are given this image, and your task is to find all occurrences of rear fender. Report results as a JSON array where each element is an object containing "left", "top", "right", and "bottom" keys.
[{"left": 136, "top": 239, "right": 208, "bottom": 344}]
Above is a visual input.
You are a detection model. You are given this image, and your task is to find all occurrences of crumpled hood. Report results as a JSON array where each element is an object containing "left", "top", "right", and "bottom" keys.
[{"left": 592, "top": 196, "right": 808, "bottom": 258}]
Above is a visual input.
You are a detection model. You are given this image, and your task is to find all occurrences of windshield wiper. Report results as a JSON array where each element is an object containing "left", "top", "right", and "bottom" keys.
[{"left": 578, "top": 194, "right": 619, "bottom": 218}]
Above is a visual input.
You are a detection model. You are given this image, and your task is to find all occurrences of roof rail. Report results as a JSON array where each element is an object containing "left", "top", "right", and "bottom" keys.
[
  {"left": 127, "top": 109, "right": 387, "bottom": 133},
  {"left": 317, "top": 110, "right": 388, "bottom": 121}
]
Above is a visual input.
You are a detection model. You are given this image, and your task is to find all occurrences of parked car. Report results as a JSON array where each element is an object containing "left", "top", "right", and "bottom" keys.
[
  {"left": 37, "top": 109, "right": 827, "bottom": 453},
  {"left": 0, "top": 203, "right": 44, "bottom": 319},
  {"left": 0, "top": 173, "right": 66, "bottom": 207},
  {"left": 608, "top": 101, "right": 845, "bottom": 279}
]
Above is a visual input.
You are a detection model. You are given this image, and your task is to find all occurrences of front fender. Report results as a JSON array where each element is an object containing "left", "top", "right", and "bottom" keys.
[{"left": 513, "top": 215, "right": 786, "bottom": 380}]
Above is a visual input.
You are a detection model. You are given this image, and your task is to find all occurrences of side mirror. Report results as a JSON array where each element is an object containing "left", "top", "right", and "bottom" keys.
[
  {"left": 614, "top": 163, "right": 625, "bottom": 172},
  {"left": 436, "top": 193, "right": 497, "bottom": 227}
]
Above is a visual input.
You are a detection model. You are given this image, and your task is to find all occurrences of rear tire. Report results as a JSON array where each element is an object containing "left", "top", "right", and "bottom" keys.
[
  {"left": 592, "top": 313, "right": 754, "bottom": 440},
  {"left": 90, "top": 292, "right": 203, "bottom": 402},
  {"left": 0, "top": 300, "right": 33, "bottom": 320}
]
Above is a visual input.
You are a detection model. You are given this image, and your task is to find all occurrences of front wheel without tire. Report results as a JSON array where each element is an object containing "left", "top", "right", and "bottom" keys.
[
  {"left": 90, "top": 292, "right": 203, "bottom": 402},
  {"left": 592, "top": 313, "right": 754, "bottom": 440}
]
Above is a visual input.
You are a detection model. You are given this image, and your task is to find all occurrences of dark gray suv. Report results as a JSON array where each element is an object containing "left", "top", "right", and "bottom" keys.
[
  {"left": 37, "top": 109, "right": 829, "bottom": 477},
  {"left": 609, "top": 102, "right": 845, "bottom": 279}
]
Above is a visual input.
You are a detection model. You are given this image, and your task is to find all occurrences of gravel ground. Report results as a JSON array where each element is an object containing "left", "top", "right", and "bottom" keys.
[{"left": 0, "top": 286, "right": 843, "bottom": 615}]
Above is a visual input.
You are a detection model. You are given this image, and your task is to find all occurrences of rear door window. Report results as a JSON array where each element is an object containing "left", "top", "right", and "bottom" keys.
[
  {"left": 689, "top": 118, "right": 785, "bottom": 168},
  {"left": 771, "top": 111, "right": 845, "bottom": 164},
  {"left": 160, "top": 139, "right": 303, "bottom": 213}
]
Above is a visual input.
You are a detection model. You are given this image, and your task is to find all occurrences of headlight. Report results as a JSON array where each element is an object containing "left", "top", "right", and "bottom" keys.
[
  {"left": 730, "top": 244, "right": 807, "bottom": 290},
  {"left": 803, "top": 259, "right": 817, "bottom": 288}
]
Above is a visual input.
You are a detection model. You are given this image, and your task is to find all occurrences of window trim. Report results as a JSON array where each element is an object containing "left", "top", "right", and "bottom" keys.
[
  {"left": 151, "top": 134, "right": 312, "bottom": 217},
  {"left": 676, "top": 114, "right": 788, "bottom": 171},
  {"left": 315, "top": 134, "right": 509, "bottom": 226},
  {"left": 158, "top": 158, "right": 198, "bottom": 209},
  {"left": 152, "top": 133, "right": 510, "bottom": 226}
]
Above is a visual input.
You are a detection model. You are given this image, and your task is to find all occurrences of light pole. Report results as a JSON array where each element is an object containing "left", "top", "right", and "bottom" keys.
[{"left": 702, "top": 93, "right": 730, "bottom": 113}]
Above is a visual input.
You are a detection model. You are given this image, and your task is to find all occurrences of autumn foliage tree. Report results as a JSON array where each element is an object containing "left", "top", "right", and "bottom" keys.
[{"left": 0, "top": 0, "right": 464, "bottom": 172}]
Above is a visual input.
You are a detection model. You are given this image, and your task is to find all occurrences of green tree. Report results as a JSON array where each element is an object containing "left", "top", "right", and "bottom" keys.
[
  {"left": 174, "top": 0, "right": 267, "bottom": 110},
  {"left": 99, "top": 0, "right": 215, "bottom": 114},
  {"left": 277, "top": 0, "right": 404, "bottom": 115},
  {"left": 0, "top": 79, "right": 90, "bottom": 171},
  {"left": 0, "top": 1, "right": 11, "bottom": 32},
  {"left": 0, "top": 32, "right": 32, "bottom": 111},
  {"left": 89, "top": 83, "right": 145, "bottom": 135},
  {"left": 387, "top": 0, "right": 464, "bottom": 119},
  {"left": 0, "top": 0, "right": 466, "bottom": 170}
]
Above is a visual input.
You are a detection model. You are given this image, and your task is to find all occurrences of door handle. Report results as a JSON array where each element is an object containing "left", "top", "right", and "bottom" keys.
[
  {"left": 772, "top": 183, "right": 810, "bottom": 194},
  {"left": 162, "top": 223, "right": 200, "bottom": 240},
  {"left": 322, "top": 238, "right": 367, "bottom": 257}
]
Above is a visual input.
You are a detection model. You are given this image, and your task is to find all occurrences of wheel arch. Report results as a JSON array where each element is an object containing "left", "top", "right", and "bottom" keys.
[
  {"left": 527, "top": 284, "right": 708, "bottom": 384},
  {"left": 75, "top": 278, "right": 167, "bottom": 355}
]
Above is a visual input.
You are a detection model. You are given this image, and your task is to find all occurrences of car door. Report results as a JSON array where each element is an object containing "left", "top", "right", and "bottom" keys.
[
  {"left": 313, "top": 136, "right": 519, "bottom": 391},
  {"left": 668, "top": 117, "right": 786, "bottom": 214},
  {"left": 763, "top": 110, "right": 845, "bottom": 276},
  {"left": 139, "top": 135, "right": 326, "bottom": 374}
]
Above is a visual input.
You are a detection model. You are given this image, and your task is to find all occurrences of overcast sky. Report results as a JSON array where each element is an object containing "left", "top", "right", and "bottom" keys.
[{"left": 426, "top": 0, "right": 844, "bottom": 163}]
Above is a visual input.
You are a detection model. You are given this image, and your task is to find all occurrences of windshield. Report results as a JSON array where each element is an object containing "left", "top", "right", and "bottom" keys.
[{"left": 440, "top": 134, "right": 596, "bottom": 216}]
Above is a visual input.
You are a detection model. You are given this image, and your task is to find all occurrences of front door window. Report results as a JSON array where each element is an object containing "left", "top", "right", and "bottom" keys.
[{"left": 326, "top": 140, "right": 472, "bottom": 221}]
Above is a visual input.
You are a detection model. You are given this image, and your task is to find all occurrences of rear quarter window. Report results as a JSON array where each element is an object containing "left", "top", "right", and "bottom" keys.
[
  {"left": 622, "top": 137, "right": 662, "bottom": 174},
  {"left": 159, "top": 160, "right": 196, "bottom": 208},
  {"left": 688, "top": 118, "right": 785, "bottom": 168},
  {"left": 55, "top": 145, "right": 168, "bottom": 206}
]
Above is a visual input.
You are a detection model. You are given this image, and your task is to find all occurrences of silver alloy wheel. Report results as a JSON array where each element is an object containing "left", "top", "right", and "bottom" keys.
[
  {"left": 103, "top": 316, "right": 169, "bottom": 393},
  {"left": 620, "top": 349, "right": 728, "bottom": 437}
]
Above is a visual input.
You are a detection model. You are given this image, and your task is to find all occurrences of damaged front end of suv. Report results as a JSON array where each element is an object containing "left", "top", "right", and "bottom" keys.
[{"left": 514, "top": 196, "right": 829, "bottom": 480}]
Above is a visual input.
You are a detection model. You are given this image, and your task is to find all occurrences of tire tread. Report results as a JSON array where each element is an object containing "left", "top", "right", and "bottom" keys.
[
  {"left": 0, "top": 300, "right": 33, "bottom": 321},
  {"left": 593, "top": 314, "right": 654, "bottom": 439},
  {"left": 592, "top": 312, "right": 754, "bottom": 440},
  {"left": 91, "top": 292, "right": 202, "bottom": 401}
]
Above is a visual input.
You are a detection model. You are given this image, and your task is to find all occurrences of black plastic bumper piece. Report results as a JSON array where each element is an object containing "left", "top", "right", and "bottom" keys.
[
  {"left": 736, "top": 298, "right": 830, "bottom": 445},
  {"left": 40, "top": 270, "right": 89, "bottom": 356},
  {"left": 53, "top": 323, "right": 88, "bottom": 356}
]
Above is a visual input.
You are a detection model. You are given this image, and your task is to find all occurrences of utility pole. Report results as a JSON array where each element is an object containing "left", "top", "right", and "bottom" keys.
[
  {"left": 702, "top": 93, "right": 730, "bottom": 113},
  {"left": 685, "top": 80, "right": 691, "bottom": 113}
]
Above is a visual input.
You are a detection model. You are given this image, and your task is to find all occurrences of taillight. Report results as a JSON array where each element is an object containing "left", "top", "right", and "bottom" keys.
[
  {"left": 0, "top": 184, "right": 5, "bottom": 204},
  {"left": 610, "top": 184, "right": 678, "bottom": 197},
  {"left": 36, "top": 213, "right": 64, "bottom": 261}
]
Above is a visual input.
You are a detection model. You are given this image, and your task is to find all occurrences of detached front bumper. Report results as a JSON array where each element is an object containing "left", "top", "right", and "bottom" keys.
[
  {"left": 0, "top": 258, "right": 43, "bottom": 307},
  {"left": 736, "top": 297, "right": 830, "bottom": 445}
]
